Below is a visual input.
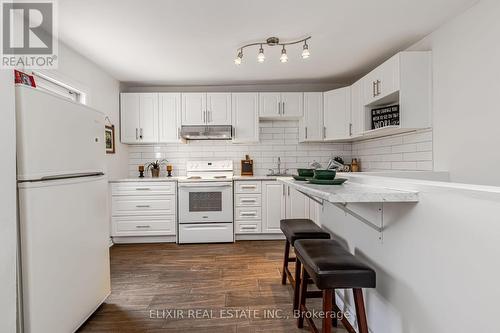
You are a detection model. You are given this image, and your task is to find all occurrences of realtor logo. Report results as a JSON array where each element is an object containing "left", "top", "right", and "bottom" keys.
[{"left": 1, "top": 0, "right": 58, "bottom": 68}]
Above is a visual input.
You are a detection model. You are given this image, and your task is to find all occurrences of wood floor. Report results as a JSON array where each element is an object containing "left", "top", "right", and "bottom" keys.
[{"left": 78, "top": 240, "right": 348, "bottom": 333}]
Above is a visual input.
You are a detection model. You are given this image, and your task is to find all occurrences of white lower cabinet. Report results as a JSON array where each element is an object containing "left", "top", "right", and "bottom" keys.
[
  {"left": 236, "top": 180, "right": 321, "bottom": 236},
  {"left": 111, "top": 182, "right": 176, "bottom": 239}
]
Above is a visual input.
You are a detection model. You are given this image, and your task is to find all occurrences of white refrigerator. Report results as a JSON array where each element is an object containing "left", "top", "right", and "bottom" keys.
[{"left": 16, "top": 85, "right": 111, "bottom": 333}]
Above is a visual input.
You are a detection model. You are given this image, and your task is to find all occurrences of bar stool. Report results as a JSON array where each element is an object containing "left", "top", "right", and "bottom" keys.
[
  {"left": 280, "top": 219, "right": 330, "bottom": 310},
  {"left": 294, "top": 239, "right": 376, "bottom": 333}
]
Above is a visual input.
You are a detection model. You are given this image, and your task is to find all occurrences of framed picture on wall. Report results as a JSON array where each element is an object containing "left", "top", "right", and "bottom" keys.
[{"left": 105, "top": 125, "right": 115, "bottom": 154}]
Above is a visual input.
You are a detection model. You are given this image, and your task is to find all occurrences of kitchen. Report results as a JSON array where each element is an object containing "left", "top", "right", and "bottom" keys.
[{"left": 2, "top": 0, "right": 500, "bottom": 333}]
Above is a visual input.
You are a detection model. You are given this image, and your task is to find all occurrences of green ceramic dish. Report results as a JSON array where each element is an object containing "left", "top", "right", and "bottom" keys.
[
  {"left": 308, "top": 178, "right": 347, "bottom": 185},
  {"left": 293, "top": 175, "right": 312, "bottom": 181},
  {"left": 313, "top": 169, "right": 336, "bottom": 180},
  {"left": 297, "top": 168, "right": 314, "bottom": 177}
]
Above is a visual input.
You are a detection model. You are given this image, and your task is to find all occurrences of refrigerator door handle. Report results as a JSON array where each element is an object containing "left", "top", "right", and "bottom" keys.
[{"left": 34, "top": 172, "right": 105, "bottom": 182}]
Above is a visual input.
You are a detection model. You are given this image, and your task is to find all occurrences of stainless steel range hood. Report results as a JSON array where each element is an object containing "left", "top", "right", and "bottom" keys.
[{"left": 180, "top": 125, "right": 233, "bottom": 140}]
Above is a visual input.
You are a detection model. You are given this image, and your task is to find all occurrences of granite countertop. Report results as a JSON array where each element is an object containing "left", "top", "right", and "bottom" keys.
[
  {"left": 277, "top": 177, "right": 419, "bottom": 203},
  {"left": 109, "top": 177, "right": 178, "bottom": 183}
]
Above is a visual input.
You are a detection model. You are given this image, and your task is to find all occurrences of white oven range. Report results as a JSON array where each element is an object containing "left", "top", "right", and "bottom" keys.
[{"left": 177, "top": 160, "right": 234, "bottom": 244}]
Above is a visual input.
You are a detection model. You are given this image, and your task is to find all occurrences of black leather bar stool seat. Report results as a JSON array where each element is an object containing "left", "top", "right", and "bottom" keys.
[
  {"left": 294, "top": 239, "right": 376, "bottom": 333},
  {"left": 280, "top": 219, "right": 331, "bottom": 311}
]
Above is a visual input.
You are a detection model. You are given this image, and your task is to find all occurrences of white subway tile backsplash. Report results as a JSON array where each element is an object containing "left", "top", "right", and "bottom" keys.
[
  {"left": 352, "top": 129, "right": 433, "bottom": 172},
  {"left": 127, "top": 120, "right": 351, "bottom": 177}
]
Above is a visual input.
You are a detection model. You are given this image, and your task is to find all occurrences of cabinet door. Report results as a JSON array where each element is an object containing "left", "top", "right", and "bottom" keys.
[
  {"left": 232, "top": 93, "right": 259, "bottom": 143},
  {"left": 281, "top": 92, "right": 303, "bottom": 118},
  {"left": 377, "top": 54, "right": 400, "bottom": 99},
  {"left": 139, "top": 93, "right": 159, "bottom": 143},
  {"left": 300, "top": 92, "right": 323, "bottom": 142},
  {"left": 262, "top": 181, "right": 285, "bottom": 234},
  {"left": 259, "top": 92, "right": 281, "bottom": 118},
  {"left": 207, "top": 93, "right": 231, "bottom": 125},
  {"left": 158, "top": 93, "right": 181, "bottom": 143},
  {"left": 285, "top": 186, "right": 309, "bottom": 219},
  {"left": 120, "top": 93, "right": 141, "bottom": 143},
  {"left": 181, "top": 93, "right": 206, "bottom": 125},
  {"left": 323, "top": 87, "right": 351, "bottom": 140},
  {"left": 350, "top": 80, "right": 365, "bottom": 136}
]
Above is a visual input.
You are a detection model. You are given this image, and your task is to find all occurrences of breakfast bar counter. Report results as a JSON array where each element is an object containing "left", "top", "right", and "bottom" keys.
[{"left": 277, "top": 177, "right": 419, "bottom": 203}]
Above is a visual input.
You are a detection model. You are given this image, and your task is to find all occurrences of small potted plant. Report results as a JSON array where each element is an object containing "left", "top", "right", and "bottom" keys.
[{"left": 145, "top": 159, "right": 168, "bottom": 178}]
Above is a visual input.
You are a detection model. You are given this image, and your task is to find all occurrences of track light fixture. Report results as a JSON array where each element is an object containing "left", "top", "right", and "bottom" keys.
[{"left": 234, "top": 36, "right": 311, "bottom": 65}]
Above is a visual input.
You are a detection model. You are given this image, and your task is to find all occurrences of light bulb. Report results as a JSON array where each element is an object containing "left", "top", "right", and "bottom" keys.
[
  {"left": 280, "top": 47, "right": 288, "bottom": 63},
  {"left": 302, "top": 42, "right": 310, "bottom": 59},
  {"left": 257, "top": 46, "right": 265, "bottom": 63},
  {"left": 234, "top": 51, "right": 243, "bottom": 65}
]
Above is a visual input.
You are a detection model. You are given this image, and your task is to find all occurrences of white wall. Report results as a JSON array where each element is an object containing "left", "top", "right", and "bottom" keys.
[
  {"left": 0, "top": 70, "right": 18, "bottom": 333},
  {"left": 47, "top": 42, "right": 127, "bottom": 179},
  {"left": 409, "top": 0, "right": 500, "bottom": 186}
]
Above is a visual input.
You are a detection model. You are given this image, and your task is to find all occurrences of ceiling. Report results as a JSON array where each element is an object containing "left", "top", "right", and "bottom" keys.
[{"left": 58, "top": 0, "right": 477, "bottom": 86}]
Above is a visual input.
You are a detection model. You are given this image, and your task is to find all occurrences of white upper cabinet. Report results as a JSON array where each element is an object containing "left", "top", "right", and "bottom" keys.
[
  {"left": 120, "top": 93, "right": 158, "bottom": 144},
  {"left": 139, "top": 93, "right": 159, "bottom": 143},
  {"left": 280, "top": 93, "right": 303, "bottom": 118},
  {"left": 158, "top": 93, "right": 181, "bottom": 143},
  {"left": 232, "top": 93, "right": 259, "bottom": 143},
  {"left": 120, "top": 93, "right": 141, "bottom": 143},
  {"left": 364, "top": 54, "right": 400, "bottom": 105},
  {"left": 350, "top": 80, "right": 365, "bottom": 137},
  {"left": 206, "top": 93, "right": 231, "bottom": 125},
  {"left": 259, "top": 92, "right": 303, "bottom": 119},
  {"left": 259, "top": 92, "right": 281, "bottom": 118},
  {"left": 299, "top": 92, "right": 323, "bottom": 142},
  {"left": 323, "top": 87, "right": 351, "bottom": 140},
  {"left": 182, "top": 93, "right": 231, "bottom": 125},
  {"left": 181, "top": 93, "right": 206, "bottom": 125}
]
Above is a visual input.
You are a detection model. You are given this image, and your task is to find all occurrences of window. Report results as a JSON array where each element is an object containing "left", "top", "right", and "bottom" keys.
[{"left": 31, "top": 71, "right": 87, "bottom": 104}]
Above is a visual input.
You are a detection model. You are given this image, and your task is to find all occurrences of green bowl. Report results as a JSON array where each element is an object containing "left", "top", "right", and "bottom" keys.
[
  {"left": 297, "top": 168, "right": 314, "bottom": 177},
  {"left": 313, "top": 169, "right": 336, "bottom": 180}
]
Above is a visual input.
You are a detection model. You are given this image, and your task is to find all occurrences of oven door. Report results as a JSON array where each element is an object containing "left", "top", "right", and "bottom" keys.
[{"left": 178, "top": 182, "right": 233, "bottom": 223}]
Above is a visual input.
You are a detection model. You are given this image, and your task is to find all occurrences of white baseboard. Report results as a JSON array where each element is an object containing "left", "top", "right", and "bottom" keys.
[
  {"left": 111, "top": 235, "right": 176, "bottom": 244},
  {"left": 235, "top": 234, "right": 285, "bottom": 241}
]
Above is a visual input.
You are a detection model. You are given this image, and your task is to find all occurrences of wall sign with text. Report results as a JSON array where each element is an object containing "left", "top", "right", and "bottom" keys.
[{"left": 371, "top": 105, "right": 400, "bottom": 129}]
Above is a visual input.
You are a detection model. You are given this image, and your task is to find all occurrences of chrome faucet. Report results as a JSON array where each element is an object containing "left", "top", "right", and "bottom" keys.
[{"left": 267, "top": 157, "right": 289, "bottom": 176}]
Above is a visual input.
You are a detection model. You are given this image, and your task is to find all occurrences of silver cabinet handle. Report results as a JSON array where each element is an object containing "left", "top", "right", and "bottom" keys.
[
  {"left": 287, "top": 186, "right": 290, "bottom": 196},
  {"left": 241, "top": 212, "right": 257, "bottom": 216},
  {"left": 376, "top": 80, "right": 381, "bottom": 96},
  {"left": 241, "top": 226, "right": 257, "bottom": 230},
  {"left": 136, "top": 205, "right": 151, "bottom": 208},
  {"left": 203, "top": 110, "right": 206, "bottom": 123},
  {"left": 241, "top": 185, "right": 257, "bottom": 189},
  {"left": 135, "top": 188, "right": 151, "bottom": 191},
  {"left": 282, "top": 102, "right": 285, "bottom": 115},
  {"left": 277, "top": 101, "right": 281, "bottom": 115},
  {"left": 282, "top": 184, "right": 285, "bottom": 196},
  {"left": 323, "top": 126, "right": 326, "bottom": 139},
  {"left": 305, "top": 126, "right": 308, "bottom": 139},
  {"left": 139, "top": 128, "right": 143, "bottom": 139},
  {"left": 135, "top": 128, "right": 138, "bottom": 140},
  {"left": 241, "top": 199, "right": 257, "bottom": 203},
  {"left": 349, "top": 123, "right": 353, "bottom": 136},
  {"left": 136, "top": 225, "right": 151, "bottom": 228},
  {"left": 373, "top": 81, "right": 376, "bottom": 97}
]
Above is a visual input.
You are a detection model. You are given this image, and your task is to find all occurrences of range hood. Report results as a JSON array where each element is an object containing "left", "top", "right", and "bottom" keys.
[{"left": 180, "top": 125, "right": 233, "bottom": 140}]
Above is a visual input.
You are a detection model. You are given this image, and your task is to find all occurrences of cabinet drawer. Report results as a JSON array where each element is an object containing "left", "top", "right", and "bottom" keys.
[
  {"left": 235, "top": 193, "right": 261, "bottom": 207},
  {"left": 235, "top": 206, "right": 261, "bottom": 220},
  {"left": 111, "top": 182, "right": 176, "bottom": 196},
  {"left": 235, "top": 181, "right": 261, "bottom": 194},
  {"left": 235, "top": 221, "right": 262, "bottom": 234},
  {"left": 112, "top": 215, "right": 175, "bottom": 236},
  {"left": 112, "top": 195, "right": 175, "bottom": 216}
]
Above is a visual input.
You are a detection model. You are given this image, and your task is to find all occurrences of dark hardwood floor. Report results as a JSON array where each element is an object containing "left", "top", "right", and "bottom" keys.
[{"left": 78, "top": 240, "right": 347, "bottom": 332}]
